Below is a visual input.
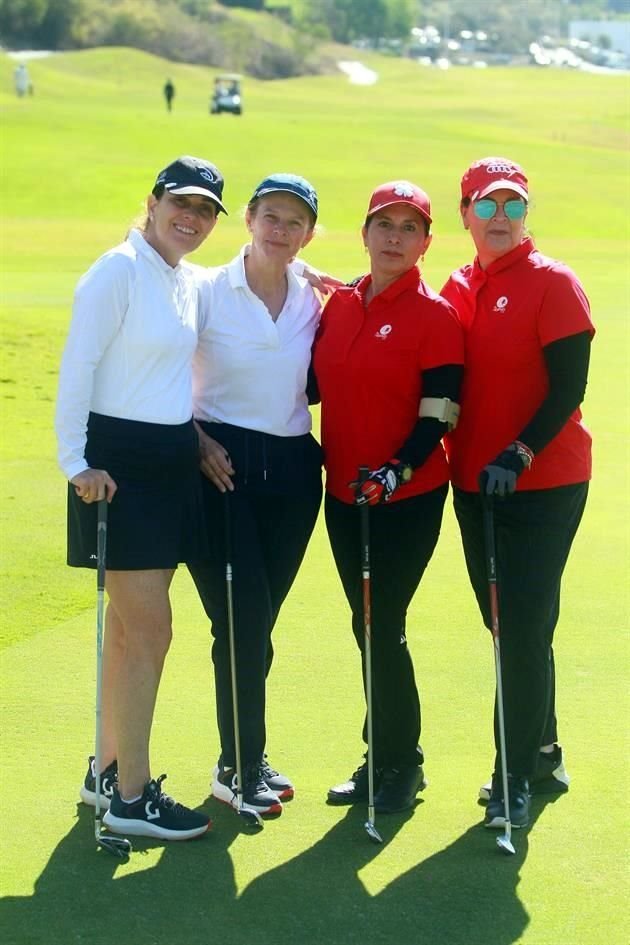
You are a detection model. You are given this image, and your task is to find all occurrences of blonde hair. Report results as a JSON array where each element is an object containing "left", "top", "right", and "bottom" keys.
[{"left": 126, "top": 197, "right": 153, "bottom": 238}]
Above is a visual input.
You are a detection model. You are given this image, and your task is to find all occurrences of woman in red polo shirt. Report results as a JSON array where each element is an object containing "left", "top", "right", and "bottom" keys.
[
  {"left": 313, "top": 181, "right": 464, "bottom": 813},
  {"left": 441, "top": 157, "right": 594, "bottom": 830}
]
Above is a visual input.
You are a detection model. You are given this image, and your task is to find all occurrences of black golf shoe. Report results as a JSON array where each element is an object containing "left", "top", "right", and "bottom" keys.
[
  {"left": 479, "top": 745, "right": 570, "bottom": 801},
  {"left": 103, "top": 775, "right": 211, "bottom": 840},
  {"left": 484, "top": 775, "right": 530, "bottom": 829},
  {"left": 327, "top": 760, "right": 382, "bottom": 805},
  {"left": 80, "top": 755, "right": 118, "bottom": 810},
  {"left": 373, "top": 764, "right": 427, "bottom": 814}
]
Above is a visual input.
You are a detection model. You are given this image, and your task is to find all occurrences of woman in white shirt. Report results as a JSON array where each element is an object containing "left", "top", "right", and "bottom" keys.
[
  {"left": 55, "top": 156, "right": 225, "bottom": 842},
  {"left": 189, "top": 173, "right": 323, "bottom": 819}
]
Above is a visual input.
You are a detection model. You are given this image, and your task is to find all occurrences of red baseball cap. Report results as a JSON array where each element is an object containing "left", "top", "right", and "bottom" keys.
[
  {"left": 461, "top": 157, "right": 528, "bottom": 202},
  {"left": 366, "top": 180, "right": 432, "bottom": 225}
]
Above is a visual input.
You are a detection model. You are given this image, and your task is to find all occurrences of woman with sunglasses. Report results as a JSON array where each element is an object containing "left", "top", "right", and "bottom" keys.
[{"left": 441, "top": 157, "right": 594, "bottom": 830}]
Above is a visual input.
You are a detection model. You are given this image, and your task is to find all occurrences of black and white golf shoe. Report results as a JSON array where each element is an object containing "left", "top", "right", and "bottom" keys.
[
  {"left": 479, "top": 745, "right": 570, "bottom": 801},
  {"left": 484, "top": 775, "right": 530, "bottom": 829},
  {"left": 103, "top": 775, "right": 211, "bottom": 840},
  {"left": 80, "top": 756, "right": 118, "bottom": 810},
  {"left": 212, "top": 761, "right": 282, "bottom": 817},
  {"left": 530, "top": 745, "right": 571, "bottom": 795}
]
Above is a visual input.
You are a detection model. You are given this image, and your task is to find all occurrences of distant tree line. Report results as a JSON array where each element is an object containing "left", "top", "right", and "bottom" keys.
[{"left": 0, "top": 0, "right": 627, "bottom": 73}]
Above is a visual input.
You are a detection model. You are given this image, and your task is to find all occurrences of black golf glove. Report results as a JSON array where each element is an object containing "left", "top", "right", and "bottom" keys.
[
  {"left": 479, "top": 443, "right": 532, "bottom": 497},
  {"left": 353, "top": 460, "right": 408, "bottom": 506}
]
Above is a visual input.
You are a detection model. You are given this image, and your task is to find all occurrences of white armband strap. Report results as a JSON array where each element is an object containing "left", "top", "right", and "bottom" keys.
[{"left": 418, "top": 397, "right": 460, "bottom": 430}]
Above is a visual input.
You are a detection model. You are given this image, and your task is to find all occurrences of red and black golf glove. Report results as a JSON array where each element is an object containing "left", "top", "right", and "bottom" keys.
[{"left": 353, "top": 460, "right": 410, "bottom": 506}]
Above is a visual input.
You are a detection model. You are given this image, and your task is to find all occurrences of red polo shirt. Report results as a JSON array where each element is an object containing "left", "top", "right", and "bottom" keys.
[
  {"left": 313, "top": 267, "right": 464, "bottom": 504},
  {"left": 441, "top": 238, "right": 594, "bottom": 492}
]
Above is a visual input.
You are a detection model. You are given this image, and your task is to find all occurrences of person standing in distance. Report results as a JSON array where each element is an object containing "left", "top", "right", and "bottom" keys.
[
  {"left": 55, "top": 156, "right": 227, "bottom": 841},
  {"left": 314, "top": 181, "right": 464, "bottom": 814},
  {"left": 189, "top": 173, "right": 323, "bottom": 818},
  {"left": 441, "top": 157, "right": 594, "bottom": 830},
  {"left": 163, "top": 78, "right": 175, "bottom": 112}
]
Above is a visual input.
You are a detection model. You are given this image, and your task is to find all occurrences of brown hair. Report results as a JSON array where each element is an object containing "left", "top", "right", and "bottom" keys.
[{"left": 364, "top": 211, "right": 430, "bottom": 237}]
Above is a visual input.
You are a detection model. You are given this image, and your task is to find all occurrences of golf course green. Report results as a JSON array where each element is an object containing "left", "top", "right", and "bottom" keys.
[{"left": 0, "top": 46, "right": 628, "bottom": 945}]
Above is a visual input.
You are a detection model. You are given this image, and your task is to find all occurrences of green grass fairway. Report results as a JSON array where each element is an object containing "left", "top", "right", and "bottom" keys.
[{"left": 1, "top": 47, "right": 629, "bottom": 945}]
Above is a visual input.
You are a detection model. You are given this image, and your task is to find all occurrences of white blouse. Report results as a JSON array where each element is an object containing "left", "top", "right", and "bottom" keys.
[
  {"left": 193, "top": 245, "right": 321, "bottom": 437},
  {"left": 55, "top": 229, "right": 199, "bottom": 480}
]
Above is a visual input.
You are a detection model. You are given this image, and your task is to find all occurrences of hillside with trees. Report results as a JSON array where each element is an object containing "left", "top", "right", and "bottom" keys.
[{"left": 0, "top": 0, "right": 627, "bottom": 78}]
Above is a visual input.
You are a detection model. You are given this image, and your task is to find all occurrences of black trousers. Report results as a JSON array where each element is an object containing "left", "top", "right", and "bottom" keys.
[
  {"left": 189, "top": 424, "right": 322, "bottom": 768},
  {"left": 325, "top": 485, "right": 448, "bottom": 768},
  {"left": 453, "top": 483, "right": 588, "bottom": 778}
]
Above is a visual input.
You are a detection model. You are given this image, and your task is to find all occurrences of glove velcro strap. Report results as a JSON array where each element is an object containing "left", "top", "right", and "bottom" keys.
[{"left": 418, "top": 397, "right": 460, "bottom": 430}]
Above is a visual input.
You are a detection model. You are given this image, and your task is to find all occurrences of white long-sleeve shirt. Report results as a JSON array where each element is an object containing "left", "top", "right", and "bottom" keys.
[
  {"left": 55, "top": 229, "right": 199, "bottom": 480},
  {"left": 193, "top": 245, "right": 321, "bottom": 437}
]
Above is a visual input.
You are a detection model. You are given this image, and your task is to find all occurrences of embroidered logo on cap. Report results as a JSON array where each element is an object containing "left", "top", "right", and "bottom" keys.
[
  {"left": 486, "top": 163, "right": 516, "bottom": 176},
  {"left": 393, "top": 183, "right": 414, "bottom": 198},
  {"left": 199, "top": 168, "right": 218, "bottom": 183},
  {"left": 493, "top": 296, "right": 509, "bottom": 312}
]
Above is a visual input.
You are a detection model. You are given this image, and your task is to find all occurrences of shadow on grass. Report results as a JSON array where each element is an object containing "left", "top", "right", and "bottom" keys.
[{"left": 0, "top": 795, "right": 560, "bottom": 945}]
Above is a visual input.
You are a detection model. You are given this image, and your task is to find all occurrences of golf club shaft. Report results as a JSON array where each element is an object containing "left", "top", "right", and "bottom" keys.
[
  {"left": 359, "top": 467, "right": 377, "bottom": 828},
  {"left": 482, "top": 496, "right": 513, "bottom": 843},
  {"left": 224, "top": 494, "right": 245, "bottom": 812},
  {"left": 94, "top": 499, "right": 108, "bottom": 839}
]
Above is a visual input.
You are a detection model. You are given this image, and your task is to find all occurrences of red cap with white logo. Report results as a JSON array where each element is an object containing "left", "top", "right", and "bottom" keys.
[
  {"left": 460, "top": 157, "right": 528, "bottom": 202},
  {"left": 367, "top": 180, "right": 432, "bottom": 225}
]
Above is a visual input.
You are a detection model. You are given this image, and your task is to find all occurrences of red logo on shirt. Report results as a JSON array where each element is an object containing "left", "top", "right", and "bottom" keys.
[
  {"left": 493, "top": 296, "right": 509, "bottom": 313},
  {"left": 375, "top": 324, "right": 392, "bottom": 340}
]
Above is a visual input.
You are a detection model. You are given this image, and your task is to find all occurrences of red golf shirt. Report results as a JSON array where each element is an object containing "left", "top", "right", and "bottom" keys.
[
  {"left": 313, "top": 267, "right": 464, "bottom": 504},
  {"left": 441, "top": 238, "right": 594, "bottom": 492}
]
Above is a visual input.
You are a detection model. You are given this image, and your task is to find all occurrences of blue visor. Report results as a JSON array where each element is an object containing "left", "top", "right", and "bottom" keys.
[{"left": 252, "top": 173, "right": 318, "bottom": 220}]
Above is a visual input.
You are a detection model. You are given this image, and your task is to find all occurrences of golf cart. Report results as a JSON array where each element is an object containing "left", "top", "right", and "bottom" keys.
[{"left": 210, "top": 74, "right": 243, "bottom": 116}]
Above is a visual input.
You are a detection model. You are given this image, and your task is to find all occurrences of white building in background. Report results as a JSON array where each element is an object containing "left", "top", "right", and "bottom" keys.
[{"left": 570, "top": 20, "right": 630, "bottom": 55}]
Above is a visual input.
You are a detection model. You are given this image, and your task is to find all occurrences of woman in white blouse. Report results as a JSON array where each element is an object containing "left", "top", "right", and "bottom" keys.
[
  {"left": 189, "top": 173, "right": 323, "bottom": 819},
  {"left": 55, "top": 156, "right": 225, "bottom": 842}
]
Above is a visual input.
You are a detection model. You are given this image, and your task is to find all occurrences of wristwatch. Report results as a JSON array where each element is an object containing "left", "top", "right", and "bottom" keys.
[
  {"left": 509, "top": 441, "right": 534, "bottom": 470},
  {"left": 398, "top": 463, "right": 413, "bottom": 483}
]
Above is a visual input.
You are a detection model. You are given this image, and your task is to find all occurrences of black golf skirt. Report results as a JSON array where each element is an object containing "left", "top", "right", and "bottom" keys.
[{"left": 67, "top": 413, "right": 208, "bottom": 570}]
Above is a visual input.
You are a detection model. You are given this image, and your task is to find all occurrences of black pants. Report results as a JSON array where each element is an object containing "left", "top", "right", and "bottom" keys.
[
  {"left": 453, "top": 483, "right": 588, "bottom": 778},
  {"left": 189, "top": 424, "right": 322, "bottom": 768},
  {"left": 325, "top": 485, "right": 448, "bottom": 768}
]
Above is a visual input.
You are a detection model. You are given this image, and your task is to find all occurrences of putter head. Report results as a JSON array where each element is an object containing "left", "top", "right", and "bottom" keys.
[
  {"left": 364, "top": 820, "right": 383, "bottom": 844},
  {"left": 97, "top": 835, "right": 132, "bottom": 858},
  {"left": 238, "top": 808, "right": 264, "bottom": 829},
  {"left": 496, "top": 834, "right": 515, "bottom": 855}
]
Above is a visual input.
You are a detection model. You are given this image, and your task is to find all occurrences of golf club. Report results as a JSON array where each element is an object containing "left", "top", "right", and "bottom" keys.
[
  {"left": 359, "top": 467, "right": 383, "bottom": 845},
  {"left": 94, "top": 500, "right": 132, "bottom": 858},
  {"left": 482, "top": 494, "right": 516, "bottom": 856},
  {"left": 224, "top": 494, "right": 263, "bottom": 829}
]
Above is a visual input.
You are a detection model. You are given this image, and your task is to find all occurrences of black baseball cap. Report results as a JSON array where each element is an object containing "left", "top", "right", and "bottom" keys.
[
  {"left": 153, "top": 156, "right": 227, "bottom": 214},
  {"left": 251, "top": 173, "right": 318, "bottom": 220}
]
